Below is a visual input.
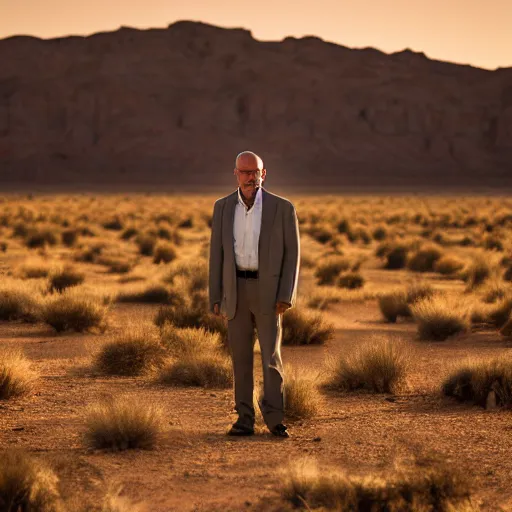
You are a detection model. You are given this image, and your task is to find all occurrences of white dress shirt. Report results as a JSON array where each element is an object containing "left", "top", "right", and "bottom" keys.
[{"left": 233, "top": 187, "right": 263, "bottom": 270}]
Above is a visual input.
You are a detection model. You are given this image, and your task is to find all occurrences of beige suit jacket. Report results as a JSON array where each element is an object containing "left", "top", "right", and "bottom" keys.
[{"left": 208, "top": 187, "right": 300, "bottom": 320}]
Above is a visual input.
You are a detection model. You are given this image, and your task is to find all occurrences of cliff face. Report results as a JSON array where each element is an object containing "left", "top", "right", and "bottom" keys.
[{"left": 1, "top": 21, "right": 511, "bottom": 189}]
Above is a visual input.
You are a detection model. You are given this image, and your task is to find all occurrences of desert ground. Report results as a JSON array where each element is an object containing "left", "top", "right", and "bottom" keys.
[{"left": 1, "top": 193, "right": 511, "bottom": 512}]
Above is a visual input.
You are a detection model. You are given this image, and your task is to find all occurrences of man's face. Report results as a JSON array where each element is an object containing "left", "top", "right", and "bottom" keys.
[{"left": 234, "top": 158, "right": 266, "bottom": 199}]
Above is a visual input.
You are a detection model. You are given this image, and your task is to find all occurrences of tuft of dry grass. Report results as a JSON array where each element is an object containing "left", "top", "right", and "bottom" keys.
[
  {"left": 117, "top": 283, "right": 184, "bottom": 305},
  {"left": 159, "top": 325, "right": 221, "bottom": 357},
  {"left": 434, "top": 254, "right": 465, "bottom": 277},
  {"left": 0, "top": 449, "right": 63, "bottom": 512},
  {"left": 382, "top": 243, "right": 410, "bottom": 270},
  {"left": 411, "top": 296, "right": 470, "bottom": 341},
  {"left": 314, "top": 256, "right": 351, "bottom": 285},
  {"left": 283, "top": 366, "right": 320, "bottom": 420},
  {"left": 159, "top": 352, "right": 232, "bottom": 389},
  {"left": 95, "top": 325, "right": 167, "bottom": 376},
  {"left": 16, "top": 258, "right": 51, "bottom": 279},
  {"left": 0, "top": 348, "right": 37, "bottom": 399},
  {"left": 85, "top": 395, "right": 164, "bottom": 451},
  {"left": 407, "top": 244, "right": 443, "bottom": 272},
  {"left": 280, "top": 458, "right": 472, "bottom": 512},
  {"left": 41, "top": 288, "right": 110, "bottom": 332},
  {"left": 49, "top": 265, "right": 85, "bottom": 293},
  {"left": 442, "top": 358, "right": 512, "bottom": 408},
  {"left": 379, "top": 283, "right": 435, "bottom": 323},
  {"left": 337, "top": 271, "right": 364, "bottom": 289},
  {"left": 135, "top": 234, "right": 156, "bottom": 256},
  {"left": 153, "top": 242, "right": 178, "bottom": 264},
  {"left": 282, "top": 308, "right": 334, "bottom": 345},
  {"left": 163, "top": 260, "right": 208, "bottom": 292},
  {"left": 325, "top": 337, "right": 409, "bottom": 394},
  {"left": 0, "top": 280, "right": 43, "bottom": 322},
  {"left": 462, "top": 257, "right": 494, "bottom": 290}
]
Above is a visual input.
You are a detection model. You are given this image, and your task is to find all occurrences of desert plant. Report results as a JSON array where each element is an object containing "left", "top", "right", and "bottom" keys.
[
  {"left": 443, "top": 358, "right": 512, "bottom": 408},
  {"left": 0, "top": 282, "right": 42, "bottom": 322},
  {"left": 135, "top": 234, "right": 156, "bottom": 256},
  {"left": 25, "top": 227, "right": 58, "bottom": 249},
  {"left": 326, "top": 337, "right": 409, "bottom": 393},
  {"left": 0, "top": 449, "right": 62, "bottom": 512},
  {"left": 280, "top": 458, "right": 471, "bottom": 511},
  {"left": 97, "top": 256, "right": 133, "bottom": 274},
  {"left": 462, "top": 257, "right": 493, "bottom": 290},
  {"left": 153, "top": 242, "right": 177, "bottom": 264},
  {"left": 314, "top": 256, "right": 351, "bottom": 285},
  {"left": 407, "top": 245, "right": 443, "bottom": 272},
  {"left": 102, "top": 217, "right": 124, "bottom": 231},
  {"left": 411, "top": 296, "right": 470, "bottom": 341},
  {"left": 61, "top": 228, "right": 78, "bottom": 247},
  {"left": 120, "top": 226, "right": 138, "bottom": 240},
  {"left": 282, "top": 308, "right": 334, "bottom": 345},
  {"left": 159, "top": 325, "right": 222, "bottom": 358},
  {"left": 337, "top": 271, "right": 364, "bottom": 289},
  {"left": 17, "top": 259, "right": 50, "bottom": 279},
  {"left": 85, "top": 395, "right": 164, "bottom": 451},
  {"left": 163, "top": 260, "right": 208, "bottom": 292},
  {"left": 379, "top": 283, "right": 435, "bottom": 323},
  {"left": 434, "top": 255, "right": 465, "bottom": 277},
  {"left": 49, "top": 265, "right": 85, "bottom": 293},
  {"left": 41, "top": 288, "right": 110, "bottom": 332},
  {"left": 159, "top": 352, "right": 232, "bottom": 389},
  {"left": 117, "top": 283, "right": 183, "bottom": 304},
  {"left": 0, "top": 348, "right": 37, "bottom": 399},
  {"left": 383, "top": 244, "right": 409, "bottom": 270},
  {"left": 95, "top": 325, "right": 167, "bottom": 376},
  {"left": 284, "top": 366, "right": 320, "bottom": 420},
  {"left": 472, "top": 297, "right": 512, "bottom": 328}
]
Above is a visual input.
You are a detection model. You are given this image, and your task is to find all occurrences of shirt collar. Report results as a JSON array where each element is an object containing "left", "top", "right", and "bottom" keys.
[{"left": 237, "top": 187, "right": 262, "bottom": 211}]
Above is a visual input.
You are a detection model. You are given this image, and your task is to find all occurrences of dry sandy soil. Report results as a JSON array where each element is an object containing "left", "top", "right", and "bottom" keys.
[{"left": 0, "top": 194, "right": 511, "bottom": 511}]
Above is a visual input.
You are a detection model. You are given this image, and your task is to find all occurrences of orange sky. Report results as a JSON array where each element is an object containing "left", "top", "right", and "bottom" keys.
[{"left": 1, "top": 0, "right": 511, "bottom": 70}]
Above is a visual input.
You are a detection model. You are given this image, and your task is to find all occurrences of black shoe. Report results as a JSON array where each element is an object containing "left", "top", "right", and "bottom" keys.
[
  {"left": 227, "top": 422, "right": 254, "bottom": 436},
  {"left": 270, "top": 423, "right": 290, "bottom": 438}
]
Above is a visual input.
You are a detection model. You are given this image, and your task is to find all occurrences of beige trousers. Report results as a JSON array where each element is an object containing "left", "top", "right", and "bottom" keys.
[{"left": 227, "top": 277, "right": 284, "bottom": 429}]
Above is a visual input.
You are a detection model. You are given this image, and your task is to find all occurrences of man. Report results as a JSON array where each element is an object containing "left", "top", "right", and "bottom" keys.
[{"left": 209, "top": 151, "right": 300, "bottom": 438}]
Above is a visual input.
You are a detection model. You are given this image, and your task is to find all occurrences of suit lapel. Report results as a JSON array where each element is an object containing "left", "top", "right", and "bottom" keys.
[
  {"left": 224, "top": 191, "right": 238, "bottom": 262},
  {"left": 258, "top": 188, "right": 277, "bottom": 266}
]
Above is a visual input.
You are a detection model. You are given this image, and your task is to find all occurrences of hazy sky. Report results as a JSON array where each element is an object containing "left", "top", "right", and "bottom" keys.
[{"left": 1, "top": 0, "right": 511, "bottom": 70}]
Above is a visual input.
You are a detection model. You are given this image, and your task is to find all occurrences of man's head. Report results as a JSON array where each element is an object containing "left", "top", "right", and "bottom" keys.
[{"left": 234, "top": 151, "right": 267, "bottom": 200}]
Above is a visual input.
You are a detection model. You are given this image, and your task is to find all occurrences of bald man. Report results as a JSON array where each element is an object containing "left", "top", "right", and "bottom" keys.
[{"left": 209, "top": 151, "right": 300, "bottom": 438}]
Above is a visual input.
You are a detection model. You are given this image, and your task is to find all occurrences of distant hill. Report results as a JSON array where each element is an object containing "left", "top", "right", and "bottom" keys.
[{"left": 1, "top": 21, "right": 511, "bottom": 190}]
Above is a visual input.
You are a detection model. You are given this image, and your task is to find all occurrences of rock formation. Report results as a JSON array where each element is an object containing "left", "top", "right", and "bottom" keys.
[{"left": 0, "top": 21, "right": 511, "bottom": 190}]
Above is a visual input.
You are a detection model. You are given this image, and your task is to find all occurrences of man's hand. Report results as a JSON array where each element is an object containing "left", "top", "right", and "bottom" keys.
[
  {"left": 276, "top": 301, "right": 291, "bottom": 316},
  {"left": 213, "top": 303, "right": 220, "bottom": 316}
]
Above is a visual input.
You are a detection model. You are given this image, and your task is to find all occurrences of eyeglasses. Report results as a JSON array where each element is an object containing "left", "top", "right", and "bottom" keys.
[{"left": 236, "top": 169, "right": 262, "bottom": 177}]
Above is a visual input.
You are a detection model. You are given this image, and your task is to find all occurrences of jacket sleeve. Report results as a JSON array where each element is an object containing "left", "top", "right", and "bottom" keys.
[
  {"left": 276, "top": 201, "right": 300, "bottom": 307},
  {"left": 208, "top": 199, "right": 224, "bottom": 312}
]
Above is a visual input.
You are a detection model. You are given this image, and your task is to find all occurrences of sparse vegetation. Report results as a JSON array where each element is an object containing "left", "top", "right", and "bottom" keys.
[
  {"left": 379, "top": 283, "right": 435, "bottom": 323},
  {"left": 411, "top": 296, "right": 470, "bottom": 341},
  {"left": 337, "top": 271, "right": 364, "bottom": 289},
  {"left": 0, "top": 281, "right": 42, "bottom": 322},
  {"left": 153, "top": 242, "right": 178, "bottom": 264},
  {"left": 443, "top": 358, "right": 512, "bottom": 408},
  {"left": 284, "top": 366, "right": 320, "bottom": 420},
  {"left": 314, "top": 256, "right": 351, "bottom": 285},
  {"left": 0, "top": 449, "right": 63, "bottom": 512},
  {"left": 407, "top": 244, "right": 443, "bottom": 272},
  {"left": 280, "top": 458, "right": 471, "bottom": 511},
  {"left": 0, "top": 348, "right": 37, "bottom": 399},
  {"left": 326, "top": 337, "right": 409, "bottom": 393},
  {"left": 49, "top": 265, "right": 85, "bottom": 293},
  {"left": 282, "top": 308, "right": 334, "bottom": 345},
  {"left": 85, "top": 395, "right": 164, "bottom": 451}
]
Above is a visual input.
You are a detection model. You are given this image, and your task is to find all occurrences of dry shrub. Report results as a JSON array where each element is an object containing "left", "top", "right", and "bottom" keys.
[
  {"left": 97, "top": 256, "right": 133, "bottom": 274},
  {"left": 307, "top": 224, "right": 334, "bottom": 244},
  {"left": 381, "top": 243, "right": 410, "bottom": 270},
  {"left": 480, "top": 281, "right": 509, "bottom": 303},
  {"left": 372, "top": 225, "right": 388, "bottom": 241},
  {"left": 443, "top": 358, "right": 512, "bottom": 408},
  {"left": 483, "top": 234, "right": 504, "bottom": 251},
  {"left": 462, "top": 257, "right": 493, "bottom": 290},
  {"left": 337, "top": 271, "right": 364, "bottom": 289},
  {"left": 435, "top": 257, "right": 465, "bottom": 279},
  {"left": 17, "top": 258, "right": 50, "bottom": 279},
  {"left": 85, "top": 395, "right": 164, "bottom": 451},
  {"left": 159, "top": 352, "right": 232, "bottom": 389},
  {"left": 284, "top": 366, "right": 320, "bottom": 420},
  {"left": 411, "top": 296, "right": 470, "bottom": 341},
  {"left": 0, "top": 281, "right": 42, "bottom": 322},
  {"left": 0, "top": 348, "right": 37, "bottom": 399},
  {"left": 25, "top": 226, "right": 58, "bottom": 249},
  {"left": 472, "top": 297, "right": 512, "bottom": 328},
  {"left": 503, "top": 265, "right": 512, "bottom": 282},
  {"left": 326, "top": 337, "right": 409, "bottom": 394},
  {"left": 0, "top": 241, "right": 7, "bottom": 252},
  {"left": 95, "top": 325, "right": 167, "bottom": 376},
  {"left": 163, "top": 260, "right": 208, "bottom": 292},
  {"left": 61, "top": 228, "right": 78, "bottom": 247},
  {"left": 282, "top": 308, "right": 334, "bottom": 346},
  {"left": 120, "top": 227, "right": 138, "bottom": 240},
  {"left": 379, "top": 283, "right": 434, "bottom": 323},
  {"left": 49, "top": 265, "right": 85, "bottom": 293},
  {"left": 74, "top": 243, "right": 104, "bottom": 263},
  {"left": 102, "top": 217, "right": 124, "bottom": 231},
  {"left": 41, "top": 288, "right": 110, "bottom": 332},
  {"left": 117, "top": 283, "right": 183, "bottom": 304},
  {"left": 135, "top": 234, "right": 156, "bottom": 256},
  {"left": 153, "top": 242, "right": 177, "bottom": 264},
  {"left": 407, "top": 245, "right": 443, "bottom": 272},
  {"left": 160, "top": 325, "right": 221, "bottom": 357},
  {"left": 314, "top": 256, "right": 351, "bottom": 285},
  {"left": 0, "top": 449, "right": 63, "bottom": 512},
  {"left": 280, "top": 458, "right": 472, "bottom": 512}
]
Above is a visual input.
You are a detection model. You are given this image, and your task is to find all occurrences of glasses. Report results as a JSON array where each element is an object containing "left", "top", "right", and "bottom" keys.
[{"left": 236, "top": 169, "right": 262, "bottom": 177}]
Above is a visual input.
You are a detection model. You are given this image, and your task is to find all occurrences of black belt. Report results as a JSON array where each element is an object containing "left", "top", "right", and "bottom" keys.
[{"left": 236, "top": 268, "right": 259, "bottom": 279}]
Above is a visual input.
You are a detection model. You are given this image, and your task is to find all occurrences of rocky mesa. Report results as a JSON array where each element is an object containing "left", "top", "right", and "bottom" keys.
[{"left": 0, "top": 21, "right": 511, "bottom": 190}]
